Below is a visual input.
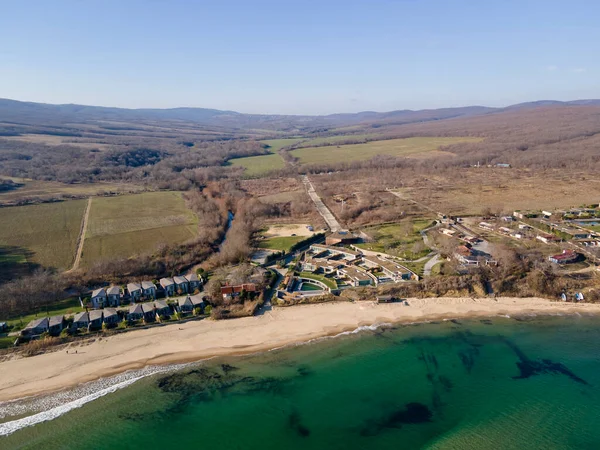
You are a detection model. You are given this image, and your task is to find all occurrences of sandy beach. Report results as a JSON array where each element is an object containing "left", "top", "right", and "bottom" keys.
[{"left": 1, "top": 297, "right": 599, "bottom": 403}]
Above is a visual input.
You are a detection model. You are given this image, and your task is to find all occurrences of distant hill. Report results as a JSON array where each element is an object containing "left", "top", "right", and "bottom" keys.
[{"left": 1, "top": 97, "right": 599, "bottom": 131}]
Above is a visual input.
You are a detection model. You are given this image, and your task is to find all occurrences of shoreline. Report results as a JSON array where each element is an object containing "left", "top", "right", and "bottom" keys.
[{"left": 1, "top": 297, "right": 599, "bottom": 403}]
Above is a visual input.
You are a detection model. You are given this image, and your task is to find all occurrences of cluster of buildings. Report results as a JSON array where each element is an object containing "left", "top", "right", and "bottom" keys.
[
  {"left": 282, "top": 243, "right": 418, "bottom": 296},
  {"left": 89, "top": 273, "right": 202, "bottom": 308},
  {"left": 20, "top": 294, "right": 208, "bottom": 338}
]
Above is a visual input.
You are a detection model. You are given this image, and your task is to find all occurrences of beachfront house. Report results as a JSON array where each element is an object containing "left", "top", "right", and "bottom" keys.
[
  {"left": 72, "top": 312, "right": 90, "bottom": 331},
  {"left": 141, "top": 281, "right": 157, "bottom": 299},
  {"left": 103, "top": 308, "right": 120, "bottom": 327},
  {"left": 221, "top": 283, "right": 257, "bottom": 301},
  {"left": 106, "top": 286, "right": 121, "bottom": 307},
  {"left": 173, "top": 276, "right": 189, "bottom": 295},
  {"left": 154, "top": 300, "right": 171, "bottom": 319},
  {"left": 21, "top": 317, "right": 49, "bottom": 337},
  {"left": 128, "top": 304, "right": 144, "bottom": 322},
  {"left": 189, "top": 293, "right": 206, "bottom": 313},
  {"left": 141, "top": 303, "right": 156, "bottom": 323},
  {"left": 48, "top": 315, "right": 65, "bottom": 336},
  {"left": 185, "top": 273, "right": 202, "bottom": 292},
  {"left": 160, "top": 278, "right": 175, "bottom": 297},
  {"left": 88, "top": 310, "right": 104, "bottom": 330},
  {"left": 337, "top": 266, "right": 373, "bottom": 287},
  {"left": 178, "top": 296, "right": 194, "bottom": 315},
  {"left": 127, "top": 282, "right": 142, "bottom": 302},
  {"left": 91, "top": 288, "right": 107, "bottom": 308}
]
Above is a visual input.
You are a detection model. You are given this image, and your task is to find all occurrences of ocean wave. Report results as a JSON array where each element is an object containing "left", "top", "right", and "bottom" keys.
[{"left": 0, "top": 363, "right": 190, "bottom": 437}]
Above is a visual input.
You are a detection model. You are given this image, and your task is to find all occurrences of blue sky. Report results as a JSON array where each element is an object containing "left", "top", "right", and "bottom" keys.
[{"left": 1, "top": 0, "right": 598, "bottom": 114}]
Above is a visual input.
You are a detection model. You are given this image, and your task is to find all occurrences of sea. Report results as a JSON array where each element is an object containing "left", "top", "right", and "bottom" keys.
[{"left": 2, "top": 313, "right": 600, "bottom": 449}]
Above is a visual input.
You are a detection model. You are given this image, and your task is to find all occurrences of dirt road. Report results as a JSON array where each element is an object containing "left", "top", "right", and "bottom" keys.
[{"left": 68, "top": 196, "right": 92, "bottom": 272}]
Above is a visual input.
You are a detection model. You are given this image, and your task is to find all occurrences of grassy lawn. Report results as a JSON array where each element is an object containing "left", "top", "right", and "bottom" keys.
[
  {"left": 298, "top": 271, "right": 337, "bottom": 290},
  {"left": 4, "top": 297, "right": 83, "bottom": 331},
  {"left": 0, "top": 199, "right": 87, "bottom": 270},
  {"left": 258, "top": 236, "right": 306, "bottom": 252},
  {"left": 290, "top": 137, "right": 483, "bottom": 165},
  {"left": 81, "top": 192, "right": 197, "bottom": 266},
  {"left": 357, "top": 219, "right": 435, "bottom": 259},
  {"left": 229, "top": 153, "right": 287, "bottom": 177}
]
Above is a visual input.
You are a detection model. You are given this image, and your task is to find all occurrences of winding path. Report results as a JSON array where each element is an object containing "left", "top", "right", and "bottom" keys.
[{"left": 68, "top": 197, "right": 92, "bottom": 272}]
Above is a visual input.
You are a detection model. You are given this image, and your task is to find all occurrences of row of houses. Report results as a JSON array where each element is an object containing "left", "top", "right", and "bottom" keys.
[
  {"left": 90, "top": 273, "right": 202, "bottom": 308},
  {"left": 21, "top": 294, "right": 207, "bottom": 338}
]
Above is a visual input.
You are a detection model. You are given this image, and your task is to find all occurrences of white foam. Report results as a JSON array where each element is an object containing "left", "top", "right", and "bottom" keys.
[{"left": 0, "top": 363, "right": 191, "bottom": 437}]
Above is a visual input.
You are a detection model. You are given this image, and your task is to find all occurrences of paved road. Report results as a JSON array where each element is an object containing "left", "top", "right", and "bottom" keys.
[
  {"left": 423, "top": 254, "right": 442, "bottom": 276},
  {"left": 302, "top": 175, "right": 342, "bottom": 232}
]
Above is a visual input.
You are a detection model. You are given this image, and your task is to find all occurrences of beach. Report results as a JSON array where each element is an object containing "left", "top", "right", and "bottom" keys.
[{"left": 1, "top": 296, "right": 599, "bottom": 403}]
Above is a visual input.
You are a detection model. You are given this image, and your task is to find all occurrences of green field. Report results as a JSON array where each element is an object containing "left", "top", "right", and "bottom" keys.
[
  {"left": 229, "top": 153, "right": 287, "bottom": 177},
  {"left": 290, "top": 137, "right": 483, "bottom": 165},
  {"left": 257, "top": 235, "right": 306, "bottom": 251},
  {"left": 298, "top": 271, "right": 337, "bottom": 290},
  {"left": 260, "top": 138, "right": 305, "bottom": 152},
  {"left": 0, "top": 199, "right": 86, "bottom": 270},
  {"left": 297, "top": 133, "right": 379, "bottom": 148},
  {"left": 355, "top": 219, "right": 435, "bottom": 259},
  {"left": 80, "top": 192, "right": 197, "bottom": 266}
]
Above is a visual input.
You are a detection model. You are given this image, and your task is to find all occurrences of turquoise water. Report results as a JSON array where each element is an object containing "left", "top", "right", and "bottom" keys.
[{"left": 3, "top": 314, "right": 600, "bottom": 449}]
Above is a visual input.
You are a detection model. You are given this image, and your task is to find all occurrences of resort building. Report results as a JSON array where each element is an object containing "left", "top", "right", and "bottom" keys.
[
  {"left": 127, "top": 282, "right": 142, "bottom": 302},
  {"left": 154, "top": 300, "right": 171, "bottom": 319},
  {"left": 127, "top": 304, "right": 144, "bottom": 322},
  {"left": 21, "top": 317, "right": 49, "bottom": 337},
  {"left": 72, "top": 312, "right": 90, "bottom": 331},
  {"left": 309, "top": 244, "right": 361, "bottom": 261},
  {"left": 103, "top": 308, "right": 120, "bottom": 326},
  {"left": 88, "top": 310, "right": 104, "bottom": 330},
  {"left": 48, "top": 315, "right": 64, "bottom": 336},
  {"left": 363, "top": 256, "right": 417, "bottom": 281},
  {"left": 337, "top": 266, "right": 373, "bottom": 287},
  {"left": 141, "top": 281, "right": 157, "bottom": 299},
  {"left": 185, "top": 273, "right": 202, "bottom": 292},
  {"left": 178, "top": 296, "right": 194, "bottom": 315},
  {"left": 106, "top": 286, "right": 121, "bottom": 307},
  {"left": 91, "top": 288, "right": 107, "bottom": 308},
  {"left": 160, "top": 278, "right": 176, "bottom": 297},
  {"left": 173, "top": 276, "right": 189, "bottom": 294}
]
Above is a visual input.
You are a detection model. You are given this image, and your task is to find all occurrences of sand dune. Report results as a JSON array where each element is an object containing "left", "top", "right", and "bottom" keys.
[{"left": 0, "top": 297, "right": 598, "bottom": 402}]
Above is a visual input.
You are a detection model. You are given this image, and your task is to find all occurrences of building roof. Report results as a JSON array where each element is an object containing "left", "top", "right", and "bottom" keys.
[
  {"left": 73, "top": 312, "right": 89, "bottom": 323},
  {"left": 179, "top": 297, "right": 193, "bottom": 307},
  {"left": 160, "top": 278, "right": 175, "bottom": 287},
  {"left": 364, "top": 256, "right": 409, "bottom": 274},
  {"left": 185, "top": 273, "right": 200, "bottom": 283},
  {"left": 154, "top": 300, "right": 169, "bottom": 310},
  {"left": 173, "top": 276, "right": 188, "bottom": 285},
  {"left": 340, "top": 266, "right": 371, "bottom": 282},
  {"left": 91, "top": 288, "right": 106, "bottom": 298},
  {"left": 48, "top": 316, "right": 64, "bottom": 327},
  {"left": 104, "top": 308, "right": 118, "bottom": 318},
  {"left": 129, "top": 304, "right": 144, "bottom": 314},
  {"left": 141, "top": 281, "right": 156, "bottom": 290},
  {"left": 550, "top": 250, "right": 578, "bottom": 261},
  {"left": 310, "top": 243, "right": 360, "bottom": 257},
  {"left": 141, "top": 303, "right": 155, "bottom": 314},
  {"left": 189, "top": 294, "right": 205, "bottom": 306},
  {"left": 25, "top": 317, "right": 49, "bottom": 330},
  {"left": 127, "top": 282, "right": 142, "bottom": 292},
  {"left": 106, "top": 286, "right": 121, "bottom": 296},
  {"left": 89, "top": 310, "right": 103, "bottom": 321},
  {"left": 221, "top": 283, "right": 257, "bottom": 295}
]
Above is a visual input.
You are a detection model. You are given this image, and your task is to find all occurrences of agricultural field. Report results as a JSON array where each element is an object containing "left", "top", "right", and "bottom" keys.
[
  {"left": 290, "top": 137, "right": 483, "bottom": 165},
  {"left": 0, "top": 176, "right": 144, "bottom": 205},
  {"left": 296, "top": 133, "right": 380, "bottom": 148},
  {"left": 80, "top": 191, "right": 197, "bottom": 266},
  {"left": 0, "top": 199, "right": 86, "bottom": 271},
  {"left": 356, "top": 219, "right": 435, "bottom": 259},
  {"left": 260, "top": 138, "right": 305, "bottom": 152},
  {"left": 229, "top": 153, "right": 286, "bottom": 177}
]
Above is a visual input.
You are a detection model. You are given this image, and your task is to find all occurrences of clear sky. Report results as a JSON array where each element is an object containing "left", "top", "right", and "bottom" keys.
[{"left": 1, "top": 0, "right": 599, "bottom": 115}]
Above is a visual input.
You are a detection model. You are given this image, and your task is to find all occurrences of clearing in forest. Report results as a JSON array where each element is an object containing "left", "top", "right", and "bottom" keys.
[
  {"left": 0, "top": 199, "right": 87, "bottom": 271},
  {"left": 290, "top": 137, "right": 483, "bottom": 165},
  {"left": 80, "top": 191, "right": 197, "bottom": 266},
  {"left": 229, "top": 153, "right": 287, "bottom": 177}
]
